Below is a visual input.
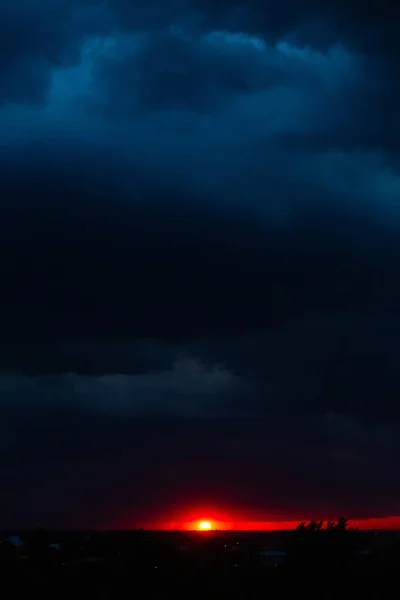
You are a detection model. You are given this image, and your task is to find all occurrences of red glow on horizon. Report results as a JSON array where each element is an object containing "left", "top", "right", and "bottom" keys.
[
  {"left": 115, "top": 502, "right": 400, "bottom": 531},
  {"left": 138, "top": 515, "right": 400, "bottom": 531}
]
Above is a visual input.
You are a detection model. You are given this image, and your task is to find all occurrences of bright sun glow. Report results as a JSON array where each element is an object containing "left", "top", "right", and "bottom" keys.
[{"left": 199, "top": 521, "right": 212, "bottom": 530}]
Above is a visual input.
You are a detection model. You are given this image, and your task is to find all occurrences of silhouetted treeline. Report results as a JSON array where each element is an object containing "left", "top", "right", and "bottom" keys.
[
  {"left": 286, "top": 517, "right": 361, "bottom": 572},
  {"left": 1, "top": 520, "right": 400, "bottom": 598}
]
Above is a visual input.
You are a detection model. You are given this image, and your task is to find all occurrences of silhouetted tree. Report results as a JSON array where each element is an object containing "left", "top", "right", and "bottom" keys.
[{"left": 287, "top": 518, "right": 360, "bottom": 576}]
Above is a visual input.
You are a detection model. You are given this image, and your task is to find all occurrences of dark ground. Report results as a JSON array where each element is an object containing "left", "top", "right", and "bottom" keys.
[{"left": 1, "top": 522, "right": 399, "bottom": 598}]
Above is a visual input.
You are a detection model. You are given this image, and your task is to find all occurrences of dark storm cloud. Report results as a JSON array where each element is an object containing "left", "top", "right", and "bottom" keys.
[
  {"left": 6, "top": 311, "right": 400, "bottom": 425},
  {"left": 108, "top": 0, "right": 399, "bottom": 55},
  {"left": 89, "top": 26, "right": 398, "bottom": 157},
  {"left": 0, "top": 1, "right": 109, "bottom": 105},
  {"left": 0, "top": 0, "right": 398, "bottom": 392},
  {"left": 2, "top": 313, "right": 400, "bottom": 423},
  {"left": 93, "top": 28, "right": 279, "bottom": 115},
  {"left": 2, "top": 0, "right": 398, "bottom": 158},
  {"left": 194, "top": 0, "right": 400, "bottom": 54},
  {"left": 187, "top": 0, "right": 400, "bottom": 158},
  {"left": 0, "top": 357, "right": 248, "bottom": 418},
  {"left": 0, "top": 0, "right": 399, "bottom": 526},
  {"left": 191, "top": 314, "right": 400, "bottom": 423}
]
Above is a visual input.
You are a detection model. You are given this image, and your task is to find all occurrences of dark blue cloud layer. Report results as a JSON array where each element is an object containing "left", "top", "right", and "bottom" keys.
[{"left": 0, "top": 0, "right": 399, "bottom": 525}]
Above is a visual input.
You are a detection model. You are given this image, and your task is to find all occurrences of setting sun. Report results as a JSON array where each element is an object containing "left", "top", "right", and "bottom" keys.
[{"left": 199, "top": 521, "right": 212, "bottom": 530}]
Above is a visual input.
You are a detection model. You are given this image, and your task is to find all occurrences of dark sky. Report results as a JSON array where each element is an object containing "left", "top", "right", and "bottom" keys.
[{"left": 0, "top": 0, "right": 399, "bottom": 529}]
